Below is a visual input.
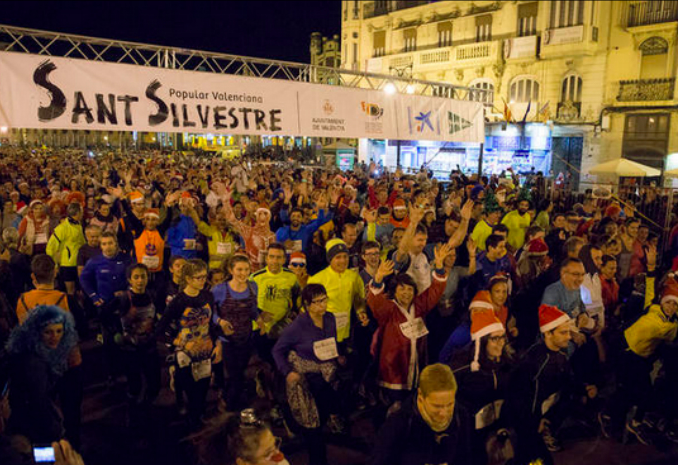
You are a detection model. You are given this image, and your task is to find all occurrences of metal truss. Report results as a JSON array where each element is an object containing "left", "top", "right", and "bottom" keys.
[{"left": 0, "top": 23, "right": 487, "bottom": 101}]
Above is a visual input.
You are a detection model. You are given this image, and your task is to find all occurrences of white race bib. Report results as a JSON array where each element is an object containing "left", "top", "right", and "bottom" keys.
[
  {"left": 217, "top": 242, "right": 232, "bottom": 256},
  {"left": 474, "top": 400, "right": 504, "bottom": 430},
  {"left": 176, "top": 351, "right": 191, "bottom": 368},
  {"left": 400, "top": 317, "right": 429, "bottom": 339},
  {"left": 191, "top": 359, "right": 212, "bottom": 381},
  {"left": 142, "top": 255, "right": 160, "bottom": 269},
  {"left": 334, "top": 312, "right": 350, "bottom": 331},
  {"left": 183, "top": 239, "right": 197, "bottom": 251},
  {"left": 313, "top": 337, "right": 339, "bottom": 361},
  {"left": 34, "top": 232, "right": 48, "bottom": 244}
]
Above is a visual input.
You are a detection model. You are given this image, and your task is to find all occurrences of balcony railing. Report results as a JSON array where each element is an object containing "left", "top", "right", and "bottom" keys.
[
  {"left": 364, "top": 1, "right": 431, "bottom": 19},
  {"left": 617, "top": 78, "right": 676, "bottom": 101},
  {"left": 628, "top": 1, "right": 678, "bottom": 27}
]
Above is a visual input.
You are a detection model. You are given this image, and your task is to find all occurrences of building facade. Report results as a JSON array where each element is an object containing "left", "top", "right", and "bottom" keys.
[{"left": 341, "top": 1, "right": 678, "bottom": 188}]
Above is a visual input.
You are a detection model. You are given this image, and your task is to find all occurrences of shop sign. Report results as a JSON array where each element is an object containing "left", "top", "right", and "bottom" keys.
[{"left": 544, "top": 25, "right": 584, "bottom": 46}]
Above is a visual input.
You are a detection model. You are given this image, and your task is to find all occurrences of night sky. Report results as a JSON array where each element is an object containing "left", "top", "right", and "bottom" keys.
[{"left": 1, "top": 1, "right": 342, "bottom": 63}]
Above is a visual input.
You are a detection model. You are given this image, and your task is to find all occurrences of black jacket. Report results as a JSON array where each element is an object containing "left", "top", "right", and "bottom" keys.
[{"left": 371, "top": 395, "right": 472, "bottom": 465}]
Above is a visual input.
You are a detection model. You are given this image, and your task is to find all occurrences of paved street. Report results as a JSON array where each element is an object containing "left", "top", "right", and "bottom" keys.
[{"left": 75, "top": 339, "right": 678, "bottom": 465}]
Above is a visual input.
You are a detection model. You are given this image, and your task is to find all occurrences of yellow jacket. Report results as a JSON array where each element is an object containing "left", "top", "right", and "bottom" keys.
[{"left": 625, "top": 275, "right": 678, "bottom": 358}]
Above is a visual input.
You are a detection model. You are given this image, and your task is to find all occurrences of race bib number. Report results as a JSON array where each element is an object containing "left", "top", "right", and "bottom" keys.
[
  {"left": 191, "top": 359, "right": 212, "bottom": 381},
  {"left": 142, "top": 255, "right": 160, "bottom": 269},
  {"left": 34, "top": 232, "right": 48, "bottom": 244},
  {"left": 313, "top": 337, "right": 339, "bottom": 361},
  {"left": 183, "top": 239, "right": 197, "bottom": 251},
  {"left": 288, "top": 240, "right": 302, "bottom": 253},
  {"left": 400, "top": 317, "right": 429, "bottom": 339},
  {"left": 334, "top": 312, "right": 350, "bottom": 331},
  {"left": 474, "top": 400, "right": 504, "bottom": 430},
  {"left": 176, "top": 351, "right": 191, "bottom": 368},
  {"left": 217, "top": 242, "right": 232, "bottom": 256}
]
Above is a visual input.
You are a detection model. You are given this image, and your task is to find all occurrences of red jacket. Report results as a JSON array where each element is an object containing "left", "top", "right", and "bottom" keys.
[{"left": 367, "top": 271, "right": 447, "bottom": 391}]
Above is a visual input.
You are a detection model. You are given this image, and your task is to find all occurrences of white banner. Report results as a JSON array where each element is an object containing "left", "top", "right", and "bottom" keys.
[{"left": 0, "top": 51, "right": 484, "bottom": 143}]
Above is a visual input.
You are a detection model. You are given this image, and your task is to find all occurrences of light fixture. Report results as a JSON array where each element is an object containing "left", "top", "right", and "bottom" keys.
[
  {"left": 384, "top": 83, "right": 397, "bottom": 95},
  {"left": 406, "top": 84, "right": 415, "bottom": 94},
  {"left": 0, "top": 126, "right": 7, "bottom": 134}
]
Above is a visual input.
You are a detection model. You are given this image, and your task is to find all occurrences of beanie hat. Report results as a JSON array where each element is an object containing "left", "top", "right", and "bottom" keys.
[
  {"left": 289, "top": 252, "right": 306, "bottom": 265},
  {"left": 325, "top": 238, "right": 349, "bottom": 263},
  {"left": 144, "top": 208, "right": 160, "bottom": 219},
  {"left": 393, "top": 198, "right": 407, "bottom": 211},
  {"left": 66, "top": 191, "right": 85, "bottom": 207},
  {"left": 128, "top": 191, "right": 144, "bottom": 204},
  {"left": 661, "top": 276, "right": 678, "bottom": 307},
  {"left": 605, "top": 204, "right": 622, "bottom": 218},
  {"left": 29, "top": 199, "right": 44, "bottom": 208},
  {"left": 471, "top": 184, "right": 485, "bottom": 200},
  {"left": 526, "top": 238, "right": 549, "bottom": 256},
  {"left": 470, "top": 310, "right": 505, "bottom": 372},
  {"left": 539, "top": 304, "right": 571, "bottom": 333},
  {"left": 469, "top": 290, "right": 495, "bottom": 313}
]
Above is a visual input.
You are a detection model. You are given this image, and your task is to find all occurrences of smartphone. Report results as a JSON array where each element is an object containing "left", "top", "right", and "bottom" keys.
[{"left": 33, "top": 445, "right": 56, "bottom": 463}]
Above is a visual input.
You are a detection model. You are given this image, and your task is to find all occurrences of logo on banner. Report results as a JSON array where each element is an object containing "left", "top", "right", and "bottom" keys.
[
  {"left": 447, "top": 111, "right": 472, "bottom": 135},
  {"left": 361, "top": 101, "right": 384, "bottom": 135},
  {"left": 322, "top": 100, "right": 335, "bottom": 116},
  {"left": 407, "top": 107, "right": 440, "bottom": 136}
]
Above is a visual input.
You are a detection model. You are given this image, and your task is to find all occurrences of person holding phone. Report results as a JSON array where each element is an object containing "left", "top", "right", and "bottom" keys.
[{"left": 5, "top": 305, "right": 78, "bottom": 444}]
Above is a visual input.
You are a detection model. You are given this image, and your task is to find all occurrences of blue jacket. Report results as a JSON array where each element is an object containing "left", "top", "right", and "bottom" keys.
[
  {"left": 275, "top": 209, "right": 331, "bottom": 253},
  {"left": 166, "top": 215, "right": 198, "bottom": 259},
  {"left": 79, "top": 252, "right": 131, "bottom": 303}
]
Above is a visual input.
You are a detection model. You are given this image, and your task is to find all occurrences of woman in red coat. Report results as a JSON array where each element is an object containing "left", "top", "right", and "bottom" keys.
[{"left": 367, "top": 243, "right": 452, "bottom": 406}]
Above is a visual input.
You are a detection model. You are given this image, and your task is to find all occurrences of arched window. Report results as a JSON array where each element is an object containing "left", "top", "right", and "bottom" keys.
[
  {"left": 469, "top": 79, "right": 494, "bottom": 104},
  {"left": 510, "top": 76, "right": 540, "bottom": 102},
  {"left": 640, "top": 36, "right": 669, "bottom": 79},
  {"left": 561, "top": 74, "right": 583, "bottom": 102}
]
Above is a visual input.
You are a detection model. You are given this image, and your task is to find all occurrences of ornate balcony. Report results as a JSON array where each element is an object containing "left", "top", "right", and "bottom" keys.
[
  {"left": 628, "top": 1, "right": 678, "bottom": 28},
  {"left": 617, "top": 78, "right": 676, "bottom": 102}
]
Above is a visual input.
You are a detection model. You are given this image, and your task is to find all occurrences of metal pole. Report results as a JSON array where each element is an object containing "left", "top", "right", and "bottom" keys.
[
  {"left": 397, "top": 140, "right": 401, "bottom": 168},
  {"left": 477, "top": 143, "right": 484, "bottom": 177}
]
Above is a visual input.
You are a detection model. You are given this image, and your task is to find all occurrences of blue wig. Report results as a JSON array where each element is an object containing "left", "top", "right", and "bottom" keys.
[{"left": 5, "top": 305, "right": 78, "bottom": 377}]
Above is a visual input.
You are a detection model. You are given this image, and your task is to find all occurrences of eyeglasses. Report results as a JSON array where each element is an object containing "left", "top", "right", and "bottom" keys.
[
  {"left": 290, "top": 262, "right": 306, "bottom": 268},
  {"left": 190, "top": 274, "right": 208, "bottom": 281},
  {"left": 488, "top": 335, "right": 508, "bottom": 344}
]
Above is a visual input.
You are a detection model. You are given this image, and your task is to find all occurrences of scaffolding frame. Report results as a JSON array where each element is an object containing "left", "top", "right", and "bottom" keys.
[{"left": 0, "top": 23, "right": 486, "bottom": 100}]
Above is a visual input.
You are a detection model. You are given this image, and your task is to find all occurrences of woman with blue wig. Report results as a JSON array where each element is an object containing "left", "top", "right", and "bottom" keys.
[{"left": 5, "top": 305, "right": 78, "bottom": 443}]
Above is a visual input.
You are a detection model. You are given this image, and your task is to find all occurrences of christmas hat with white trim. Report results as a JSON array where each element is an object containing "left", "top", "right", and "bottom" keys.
[
  {"left": 539, "top": 304, "right": 571, "bottom": 334},
  {"left": 470, "top": 309, "right": 505, "bottom": 372}
]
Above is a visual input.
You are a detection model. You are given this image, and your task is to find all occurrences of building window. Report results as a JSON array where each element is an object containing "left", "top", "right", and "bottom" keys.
[
  {"left": 373, "top": 30, "right": 386, "bottom": 57},
  {"left": 352, "top": 0, "right": 360, "bottom": 19},
  {"left": 640, "top": 36, "right": 669, "bottom": 79},
  {"left": 353, "top": 43, "right": 358, "bottom": 67},
  {"left": 510, "top": 77, "right": 540, "bottom": 102},
  {"left": 404, "top": 28, "right": 417, "bottom": 52},
  {"left": 438, "top": 22, "right": 452, "bottom": 47},
  {"left": 550, "top": 0, "right": 585, "bottom": 28},
  {"left": 623, "top": 113, "right": 670, "bottom": 170},
  {"left": 561, "top": 74, "right": 583, "bottom": 102},
  {"left": 343, "top": 3, "right": 347, "bottom": 21},
  {"left": 518, "top": 2, "right": 538, "bottom": 36},
  {"left": 476, "top": 15, "right": 492, "bottom": 42},
  {"left": 470, "top": 79, "right": 494, "bottom": 105}
]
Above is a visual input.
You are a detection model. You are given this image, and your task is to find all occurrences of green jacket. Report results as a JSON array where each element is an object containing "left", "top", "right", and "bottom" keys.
[{"left": 46, "top": 218, "right": 86, "bottom": 268}]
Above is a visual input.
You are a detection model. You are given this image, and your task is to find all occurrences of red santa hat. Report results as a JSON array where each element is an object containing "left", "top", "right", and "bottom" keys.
[
  {"left": 289, "top": 252, "right": 307, "bottom": 266},
  {"left": 539, "top": 304, "right": 571, "bottom": 333},
  {"left": 470, "top": 310, "right": 505, "bottom": 372},
  {"left": 661, "top": 276, "right": 678, "bottom": 306},
  {"left": 144, "top": 208, "right": 160, "bottom": 219},
  {"left": 128, "top": 191, "right": 144, "bottom": 204},
  {"left": 393, "top": 198, "right": 407, "bottom": 211},
  {"left": 526, "top": 238, "right": 549, "bottom": 256}
]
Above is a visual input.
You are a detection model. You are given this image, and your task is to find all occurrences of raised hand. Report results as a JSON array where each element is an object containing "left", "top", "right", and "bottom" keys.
[
  {"left": 409, "top": 205, "right": 425, "bottom": 224},
  {"left": 375, "top": 259, "right": 395, "bottom": 283},
  {"left": 461, "top": 199, "right": 474, "bottom": 221},
  {"left": 466, "top": 237, "right": 477, "bottom": 256},
  {"left": 434, "top": 242, "right": 453, "bottom": 269}
]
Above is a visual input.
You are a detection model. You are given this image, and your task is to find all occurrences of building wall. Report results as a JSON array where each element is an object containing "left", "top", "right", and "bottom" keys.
[{"left": 342, "top": 1, "right": 678, "bottom": 188}]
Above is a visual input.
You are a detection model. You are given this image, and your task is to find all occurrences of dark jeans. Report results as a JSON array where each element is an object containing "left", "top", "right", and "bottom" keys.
[
  {"left": 122, "top": 347, "right": 161, "bottom": 404},
  {"left": 301, "top": 373, "right": 339, "bottom": 465},
  {"left": 605, "top": 349, "right": 654, "bottom": 424},
  {"left": 222, "top": 340, "right": 253, "bottom": 411},
  {"left": 175, "top": 365, "right": 211, "bottom": 428},
  {"left": 57, "top": 366, "right": 83, "bottom": 449}
]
